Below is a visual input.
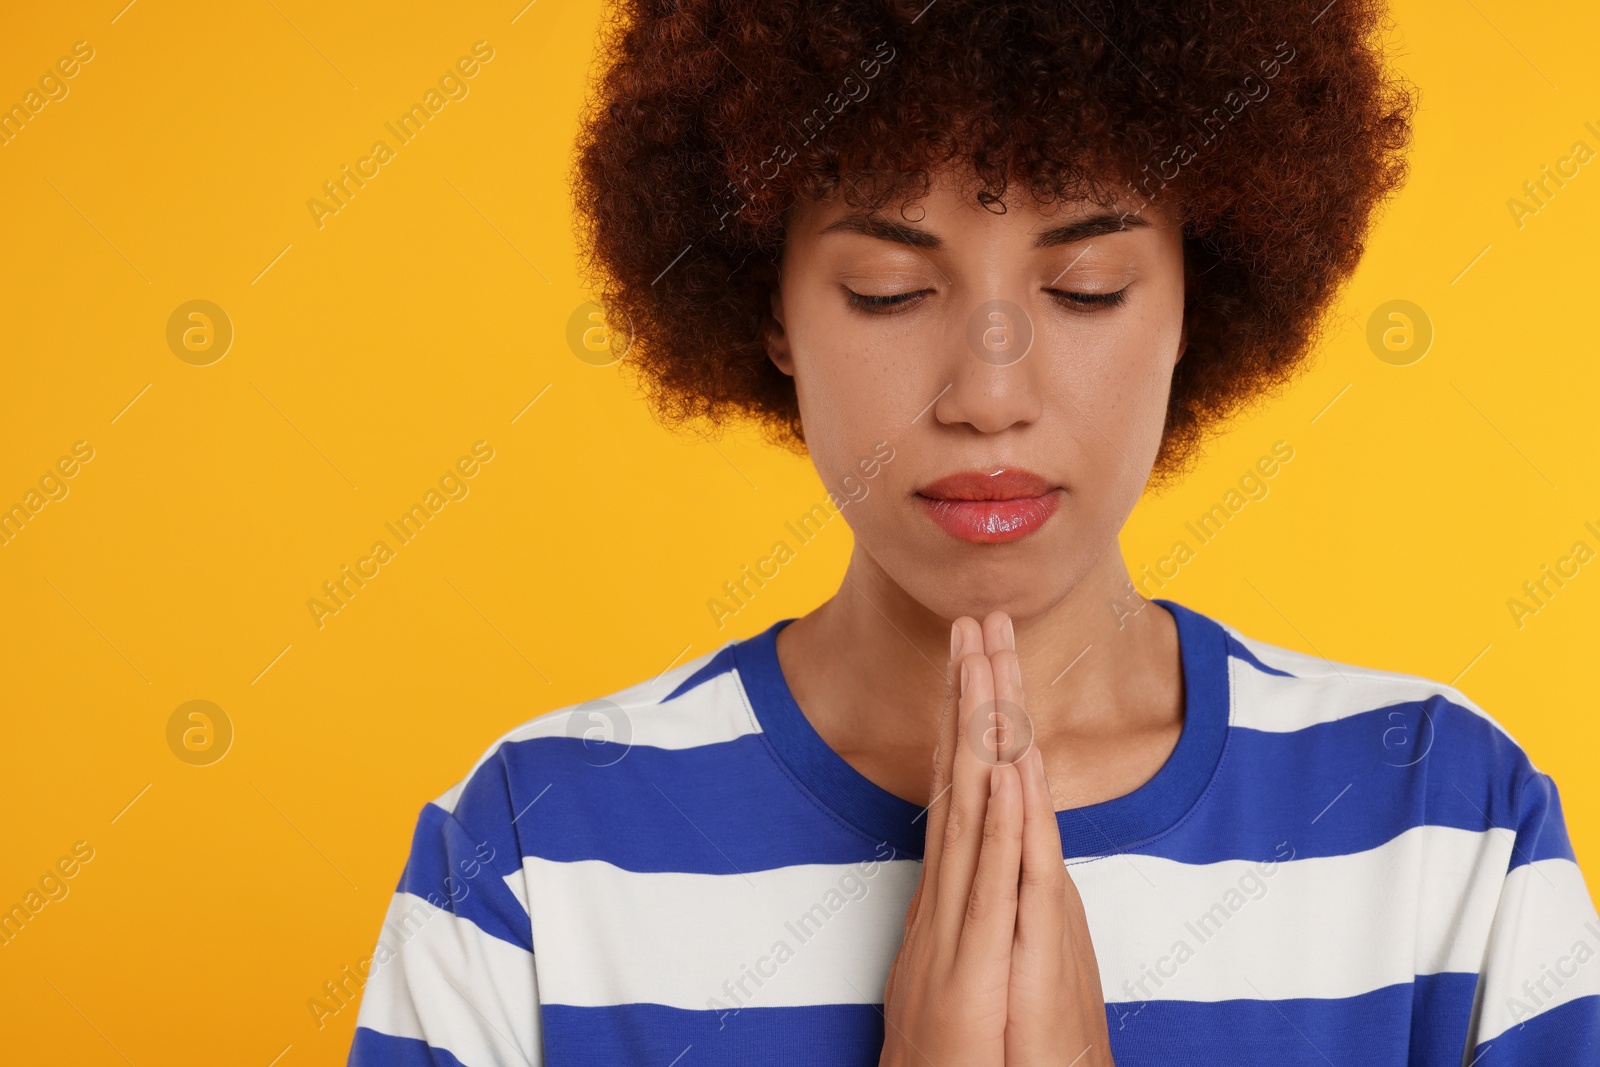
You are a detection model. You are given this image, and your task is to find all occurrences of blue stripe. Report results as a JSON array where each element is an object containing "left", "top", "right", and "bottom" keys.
[
  {"left": 542, "top": 1003, "right": 885, "bottom": 1066},
  {"left": 451, "top": 742, "right": 541, "bottom": 884},
  {"left": 349, "top": 1028, "right": 472, "bottom": 1067},
  {"left": 1472, "top": 993, "right": 1600, "bottom": 1063},
  {"left": 502, "top": 734, "right": 910, "bottom": 871},
  {"left": 1408, "top": 971, "right": 1482, "bottom": 1066},
  {"left": 395, "top": 802, "right": 534, "bottom": 952},
  {"left": 1125, "top": 699, "right": 1569, "bottom": 868},
  {"left": 535, "top": 976, "right": 1490, "bottom": 1066},
  {"left": 1110, "top": 977, "right": 1477, "bottom": 1065},
  {"left": 1506, "top": 772, "right": 1574, "bottom": 872}
]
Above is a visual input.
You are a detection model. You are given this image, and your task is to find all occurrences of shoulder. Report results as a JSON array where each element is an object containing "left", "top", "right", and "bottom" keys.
[
  {"left": 1218, "top": 616, "right": 1523, "bottom": 754},
  {"left": 1208, "top": 614, "right": 1563, "bottom": 828},
  {"left": 429, "top": 636, "right": 759, "bottom": 819},
  {"left": 1203, "top": 611, "right": 1586, "bottom": 892}
]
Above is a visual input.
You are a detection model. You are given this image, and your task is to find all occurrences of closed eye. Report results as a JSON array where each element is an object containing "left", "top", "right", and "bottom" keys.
[
  {"left": 843, "top": 287, "right": 932, "bottom": 313},
  {"left": 1047, "top": 286, "right": 1130, "bottom": 310},
  {"left": 842, "top": 284, "right": 1131, "bottom": 314}
]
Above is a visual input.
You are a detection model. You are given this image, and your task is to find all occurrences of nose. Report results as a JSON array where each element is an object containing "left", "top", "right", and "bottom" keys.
[{"left": 930, "top": 296, "right": 1045, "bottom": 434}]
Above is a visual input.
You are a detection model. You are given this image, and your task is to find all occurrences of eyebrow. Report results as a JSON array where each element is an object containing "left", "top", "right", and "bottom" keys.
[{"left": 817, "top": 210, "right": 1150, "bottom": 250}]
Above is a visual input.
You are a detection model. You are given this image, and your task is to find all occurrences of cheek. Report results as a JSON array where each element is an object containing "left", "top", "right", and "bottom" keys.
[
  {"left": 1041, "top": 314, "right": 1182, "bottom": 479},
  {"left": 786, "top": 292, "right": 932, "bottom": 471},
  {"left": 1059, "top": 327, "right": 1172, "bottom": 416}
]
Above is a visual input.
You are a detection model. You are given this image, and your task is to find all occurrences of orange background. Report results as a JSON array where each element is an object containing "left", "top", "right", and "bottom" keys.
[{"left": 1, "top": 1, "right": 1597, "bottom": 1062}]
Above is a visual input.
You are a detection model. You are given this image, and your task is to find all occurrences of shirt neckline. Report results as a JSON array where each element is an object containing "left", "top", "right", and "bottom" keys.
[{"left": 728, "top": 598, "right": 1230, "bottom": 860}]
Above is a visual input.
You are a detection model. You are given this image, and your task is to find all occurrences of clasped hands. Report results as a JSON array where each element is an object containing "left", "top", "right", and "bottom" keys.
[{"left": 879, "top": 612, "right": 1115, "bottom": 1067}]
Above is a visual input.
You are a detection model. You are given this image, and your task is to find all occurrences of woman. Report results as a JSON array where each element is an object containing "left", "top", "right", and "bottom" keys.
[{"left": 347, "top": 1, "right": 1600, "bottom": 1063}]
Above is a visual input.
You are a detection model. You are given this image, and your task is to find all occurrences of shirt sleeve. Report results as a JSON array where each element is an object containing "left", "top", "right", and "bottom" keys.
[
  {"left": 347, "top": 745, "right": 543, "bottom": 1067},
  {"left": 1462, "top": 769, "right": 1600, "bottom": 1062}
]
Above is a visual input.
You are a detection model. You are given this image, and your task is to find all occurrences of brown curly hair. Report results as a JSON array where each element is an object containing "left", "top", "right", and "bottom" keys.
[{"left": 571, "top": 0, "right": 1416, "bottom": 484}]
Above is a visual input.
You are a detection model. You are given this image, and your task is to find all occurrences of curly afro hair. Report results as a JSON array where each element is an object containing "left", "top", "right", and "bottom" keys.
[{"left": 571, "top": 0, "right": 1417, "bottom": 484}]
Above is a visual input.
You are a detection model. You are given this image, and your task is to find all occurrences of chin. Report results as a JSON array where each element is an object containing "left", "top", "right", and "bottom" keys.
[{"left": 890, "top": 539, "right": 1082, "bottom": 624}]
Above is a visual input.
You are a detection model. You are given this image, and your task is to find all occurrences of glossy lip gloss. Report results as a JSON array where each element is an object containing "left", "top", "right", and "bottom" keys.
[{"left": 914, "top": 468, "right": 1062, "bottom": 544}]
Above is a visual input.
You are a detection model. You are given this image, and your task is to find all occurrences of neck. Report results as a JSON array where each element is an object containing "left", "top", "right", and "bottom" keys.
[{"left": 774, "top": 537, "right": 1183, "bottom": 806}]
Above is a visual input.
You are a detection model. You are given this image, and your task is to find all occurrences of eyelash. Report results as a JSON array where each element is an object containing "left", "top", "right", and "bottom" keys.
[
  {"left": 1051, "top": 287, "right": 1130, "bottom": 311},
  {"left": 843, "top": 290, "right": 924, "bottom": 312},
  {"left": 843, "top": 286, "right": 1130, "bottom": 314}
]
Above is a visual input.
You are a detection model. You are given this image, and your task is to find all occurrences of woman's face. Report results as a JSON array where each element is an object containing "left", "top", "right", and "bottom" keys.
[{"left": 766, "top": 165, "right": 1188, "bottom": 621}]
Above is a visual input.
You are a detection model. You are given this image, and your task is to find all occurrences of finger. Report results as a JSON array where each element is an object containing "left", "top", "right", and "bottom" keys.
[
  {"left": 920, "top": 616, "right": 981, "bottom": 903},
  {"left": 1016, "top": 741, "right": 1067, "bottom": 963},
  {"left": 933, "top": 648, "right": 999, "bottom": 946},
  {"left": 901, "top": 861, "right": 927, "bottom": 942},
  {"left": 981, "top": 609, "right": 1015, "bottom": 658},
  {"left": 955, "top": 757, "right": 1023, "bottom": 972},
  {"left": 882, "top": 941, "right": 900, "bottom": 1007},
  {"left": 987, "top": 609, "right": 1032, "bottom": 768}
]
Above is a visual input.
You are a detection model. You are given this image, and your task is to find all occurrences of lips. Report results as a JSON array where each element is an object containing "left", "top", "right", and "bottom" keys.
[{"left": 914, "top": 468, "right": 1062, "bottom": 544}]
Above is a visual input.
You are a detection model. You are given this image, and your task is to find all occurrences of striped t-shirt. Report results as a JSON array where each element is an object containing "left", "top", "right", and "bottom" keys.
[{"left": 346, "top": 599, "right": 1600, "bottom": 1065}]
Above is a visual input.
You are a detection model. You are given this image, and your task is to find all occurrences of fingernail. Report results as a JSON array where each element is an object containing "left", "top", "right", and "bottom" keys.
[
  {"left": 990, "top": 768, "right": 999, "bottom": 796},
  {"left": 950, "top": 622, "right": 960, "bottom": 661},
  {"left": 960, "top": 662, "right": 969, "bottom": 696},
  {"left": 1003, "top": 615, "right": 1015, "bottom": 649},
  {"left": 1012, "top": 658, "right": 1022, "bottom": 687}
]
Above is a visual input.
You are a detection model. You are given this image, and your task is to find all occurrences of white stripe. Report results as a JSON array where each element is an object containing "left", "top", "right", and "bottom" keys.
[
  {"left": 1225, "top": 623, "right": 1508, "bottom": 732},
  {"left": 526, "top": 856, "right": 920, "bottom": 1008},
  {"left": 522, "top": 825, "right": 1520, "bottom": 1009},
  {"left": 354, "top": 892, "right": 542, "bottom": 1066},
  {"left": 434, "top": 645, "right": 755, "bottom": 812},
  {"left": 1471, "top": 857, "right": 1600, "bottom": 1042},
  {"left": 1222, "top": 623, "right": 1345, "bottom": 677},
  {"left": 1229, "top": 647, "right": 1512, "bottom": 740},
  {"left": 1077, "top": 823, "right": 1509, "bottom": 1002}
]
